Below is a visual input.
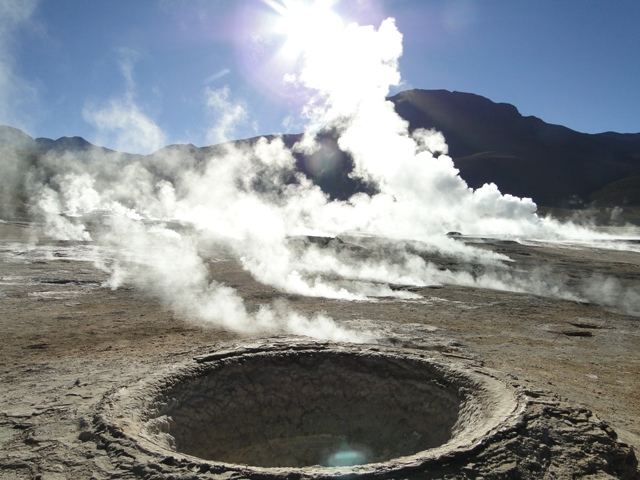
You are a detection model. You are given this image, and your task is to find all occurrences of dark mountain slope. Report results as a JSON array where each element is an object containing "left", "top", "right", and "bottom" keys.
[{"left": 389, "top": 89, "right": 640, "bottom": 208}]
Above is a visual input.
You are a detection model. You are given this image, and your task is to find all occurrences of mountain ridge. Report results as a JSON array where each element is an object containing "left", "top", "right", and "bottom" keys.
[
  {"left": 1, "top": 89, "right": 639, "bottom": 223},
  {"left": 389, "top": 89, "right": 640, "bottom": 209}
]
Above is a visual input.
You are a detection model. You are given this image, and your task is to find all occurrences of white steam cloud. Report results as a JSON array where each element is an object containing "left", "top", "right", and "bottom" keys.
[{"left": 18, "top": 8, "right": 640, "bottom": 341}]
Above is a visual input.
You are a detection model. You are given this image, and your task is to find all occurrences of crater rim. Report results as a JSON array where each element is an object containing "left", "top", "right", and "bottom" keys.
[{"left": 95, "top": 340, "right": 525, "bottom": 477}]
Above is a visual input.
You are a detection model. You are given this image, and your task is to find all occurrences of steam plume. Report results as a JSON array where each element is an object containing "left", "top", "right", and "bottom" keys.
[{"left": 20, "top": 8, "right": 640, "bottom": 340}]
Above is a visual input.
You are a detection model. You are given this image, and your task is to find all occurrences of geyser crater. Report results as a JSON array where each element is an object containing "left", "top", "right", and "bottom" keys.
[{"left": 95, "top": 340, "right": 526, "bottom": 477}]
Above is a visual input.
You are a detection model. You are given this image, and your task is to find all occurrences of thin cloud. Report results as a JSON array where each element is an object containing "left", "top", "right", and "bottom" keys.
[
  {"left": 203, "top": 68, "right": 231, "bottom": 85},
  {"left": 204, "top": 85, "right": 249, "bottom": 144},
  {"left": 0, "top": 0, "right": 40, "bottom": 129},
  {"left": 82, "top": 98, "right": 166, "bottom": 154},
  {"left": 82, "top": 48, "right": 166, "bottom": 154}
]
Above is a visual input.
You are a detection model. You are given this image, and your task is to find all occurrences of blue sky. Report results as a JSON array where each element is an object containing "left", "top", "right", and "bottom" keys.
[{"left": 2, "top": 0, "right": 639, "bottom": 153}]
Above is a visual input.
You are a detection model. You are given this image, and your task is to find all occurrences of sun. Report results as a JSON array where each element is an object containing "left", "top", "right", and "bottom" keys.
[{"left": 265, "top": 0, "right": 344, "bottom": 59}]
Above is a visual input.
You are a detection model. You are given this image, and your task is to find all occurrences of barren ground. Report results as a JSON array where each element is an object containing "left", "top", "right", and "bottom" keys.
[{"left": 0, "top": 221, "right": 639, "bottom": 479}]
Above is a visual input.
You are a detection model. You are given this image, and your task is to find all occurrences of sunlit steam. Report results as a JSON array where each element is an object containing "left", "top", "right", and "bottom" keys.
[{"left": 17, "top": 1, "right": 640, "bottom": 341}]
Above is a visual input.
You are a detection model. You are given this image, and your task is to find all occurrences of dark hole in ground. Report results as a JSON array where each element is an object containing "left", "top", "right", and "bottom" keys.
[{"left": 149, "top": 351, "right": 463, "bottom": 468}]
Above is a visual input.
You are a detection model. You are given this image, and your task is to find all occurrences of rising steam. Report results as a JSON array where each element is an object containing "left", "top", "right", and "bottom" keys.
[{"left": 12, "top": 5, "right": 640, "bottom": 340}]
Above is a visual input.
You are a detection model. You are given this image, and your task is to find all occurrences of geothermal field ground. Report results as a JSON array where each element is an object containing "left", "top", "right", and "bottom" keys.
[
  {"left": 3, "top": 1, "right": 640, "bottom": 477},
  {"left": 0, "top": 219, "right": 639, "bottom": 479}
]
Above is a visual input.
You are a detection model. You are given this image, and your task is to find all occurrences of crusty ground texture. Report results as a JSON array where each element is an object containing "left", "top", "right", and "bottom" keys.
[{"left": 0, "top": 221, "right": 638, "bottom": 479}]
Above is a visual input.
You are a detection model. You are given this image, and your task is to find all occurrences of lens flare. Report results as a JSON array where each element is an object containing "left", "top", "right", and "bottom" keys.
[{"left": 325, "top": 440, "right": 371, "bottom": 467}]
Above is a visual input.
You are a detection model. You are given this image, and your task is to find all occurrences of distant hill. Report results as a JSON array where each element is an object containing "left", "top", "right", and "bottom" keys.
[
  {"left": 1, "top": 89, "right": 639, "bottom": 224},
  {"left": 390, "top": 89, "right": 640, "bottom": 209}
]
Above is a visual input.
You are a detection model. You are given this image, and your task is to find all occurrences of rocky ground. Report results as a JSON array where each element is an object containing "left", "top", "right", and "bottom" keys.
[{"left": 0, "top": 220, "right": 639, "bottom": 479}]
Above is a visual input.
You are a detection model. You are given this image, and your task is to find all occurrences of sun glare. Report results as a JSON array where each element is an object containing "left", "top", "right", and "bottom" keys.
[{"left": 266, "top": 0, "right": 344, "bottom": 59}]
